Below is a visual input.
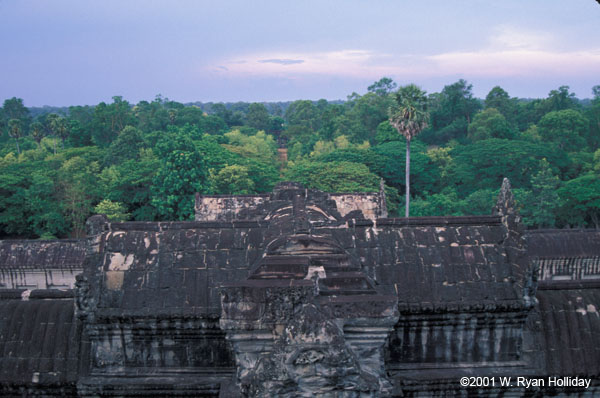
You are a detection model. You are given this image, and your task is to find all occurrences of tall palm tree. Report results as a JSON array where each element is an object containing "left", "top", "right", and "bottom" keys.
[
  {"left": 7, "top": 119, "right": 22, "bottom": 155},
  {"left": 30, "top": 122, "right": 46, "bottom": 147},
  {"left": 389, "top": 84, "right": 429, "bottom": 217}
]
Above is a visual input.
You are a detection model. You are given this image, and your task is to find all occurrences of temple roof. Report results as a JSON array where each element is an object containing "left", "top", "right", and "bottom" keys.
[
  {"left": 0, "top": 240, "right": 85, "bottom": 270},
  {"left": 0, "top": 292, "right": 80, "bottom": 386},
  {"left": 535, "top": 282, "right": 600, "bottom": 376},
  {"left": 525, "top": 229, "right": 600, "bottom": 259}
]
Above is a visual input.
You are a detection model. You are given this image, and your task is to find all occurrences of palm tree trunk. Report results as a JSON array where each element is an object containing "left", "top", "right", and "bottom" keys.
[{"left": 405, "top": 139, "right": 410, "bottom": 218}]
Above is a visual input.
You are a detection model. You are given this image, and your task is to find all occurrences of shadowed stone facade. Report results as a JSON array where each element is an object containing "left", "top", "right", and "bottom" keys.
[{"left": 0, "top": 180, "right": 599, "bottom": 397}]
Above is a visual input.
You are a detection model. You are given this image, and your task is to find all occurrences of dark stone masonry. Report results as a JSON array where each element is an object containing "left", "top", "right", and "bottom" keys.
[{"left": 0, "top": 180, "right": 598, "bottom": 397}]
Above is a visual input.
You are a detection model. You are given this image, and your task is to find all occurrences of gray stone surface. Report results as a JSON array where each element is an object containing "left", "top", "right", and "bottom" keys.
[{"left": 0, "top": 181, "right": 598, "bottom": 397}]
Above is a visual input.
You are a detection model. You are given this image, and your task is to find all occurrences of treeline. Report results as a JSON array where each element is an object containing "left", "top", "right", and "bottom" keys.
[{"left": 1, "top": 79, "right": 599, "bottom": 238}]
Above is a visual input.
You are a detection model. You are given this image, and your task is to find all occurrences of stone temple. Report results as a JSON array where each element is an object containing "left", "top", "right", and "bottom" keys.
[{"left": 0, "top": 180, "right": 599, "bottom": 397}]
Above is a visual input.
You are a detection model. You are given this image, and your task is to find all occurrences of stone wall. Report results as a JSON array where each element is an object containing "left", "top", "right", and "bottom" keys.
[
  {"left": 525, "top": 229, "right": 600, "bottom": 281},
  {"left": 195, "top": 194, "right": 270, "bottom": 222},
  {"left": 195, "top": 181, "right": 387, "bottom": 222},
  {"left": 0, "top": 240, "right": 85, "bottom": 289},
  {"left": 0, "top": 181, "right": 599, "bottom": 396}
]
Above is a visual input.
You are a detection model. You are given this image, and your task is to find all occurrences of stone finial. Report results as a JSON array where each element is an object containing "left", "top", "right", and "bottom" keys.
[
  {"left": 492, "top": 178, "right": 516, "bottom": 216},
  {"left": 85, "top": 214, "right": 109, "bottom": 237}
]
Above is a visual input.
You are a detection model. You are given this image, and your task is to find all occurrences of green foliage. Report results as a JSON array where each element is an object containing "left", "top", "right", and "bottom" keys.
[
  {"left": 411, "top": 189, "right": 463, "bottom": 216},
  {"left": 521, "top": 159, "right": 560, "bottom": 228},
  {"left": 7, "top": 119, "right": 23, "bottom": 154},
  {"left": 0, "top": 159, "right": 67, "bottom": 238},
  {"left": 57, "top": 155, "right": 104, "bottom": 236},
  {"left": 374, "top": 121, "right": 399, "bottom": 144},
  {"left": 368, "top": 77, "right": 397, "bottom": 96},
  {"left": 211, "top": 165, "right": 255, "bottom": 194},
  {"left": 389, "top": 84, "right": 429, "bottom": 141},
  {"left": 467, "top": 108, "right": 515, "bottom": 141},
  {"left": 484, "top": 86, "right": 516, "bottom": 121},
  {"left": 94, "top": 199, "right": 131, "bottom": 222},
  {"left": 557, "top": 174, "right": 600, "bottom": 228},
  {"left": 284, "top": 161, "right": 379, "bottom": 193},
  {"left": 91, "top": 96, "right": 136, "bottom": 147},
  {"left": 425, "top": 79, "right": 481, "bottom": 144},
  {"left": 461, "top": 189, "right": 497, "bottom": 215},
  {"left": 285, "top": 100, "right": 320, "bottom": 131},
  {"left": 105, "top": 126, "right": 146, "bottom": 165},
  {"left": 246, "top": 103, "right": 271, "bottom": 131},
  {"left": 344, "top": 92, "right": 393, "bottom": 143},
  {"left": 371, "top": 140, "right": 439, "bottom": 195},
  {"left": 106, "top": 149, "right": 160, "bottom": 221},
  {"left": 538, "top": 109, "right": 587, "bottom": 151},
  {"left": 546, "top": 86, "right": 579, "bottom": 113},
  {"left": 223, "top": 130, "right": 277, "bottom": 163},
  {"left": 449, "top": 139, "right": 567, "bottom": 196},
  {"left": 151, "top": 131, "right": 208, "bottom": 220},
  {"left": 243, "top": 158, "right": 280, "bottom": 193},
  {"left": 1, "top": 81, "right": 599, "bottom": 237}
]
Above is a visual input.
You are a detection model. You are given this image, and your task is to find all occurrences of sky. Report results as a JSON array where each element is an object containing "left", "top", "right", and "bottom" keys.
[{"left": 1, "top": 0, "right": 599, "bottom": 106}]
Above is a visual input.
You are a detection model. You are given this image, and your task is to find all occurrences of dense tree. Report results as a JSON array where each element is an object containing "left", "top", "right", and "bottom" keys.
[
  {"left": 91, "top": 96, "right": 135, "bottom": 147},
  {"left": 546, "top": 86, "right": 579, "bottom": 113},
  {"left": 374, "top": 121, "right": 399, "bottom": 144},
  {"left": 371, "top": 140, "right": 439, "bottom": 196},
  {"left": 423, "top": 79, "right": 481, "bottom": 144},
  {"left": 151, "top": 131, "right": 208, "bottom": 220},
  {"left": 484, "top": 86, "right": 517, "bottom": 123},
  {"left": 411, "top": 189, "right": 463, "bottom": 217},
  {"left": 94, "top": 199, "right": 130, "bottom": 221},
  {"left": 389, "top": 84, "right": 429, "bottom": 217},
  {"left": 106, "top": 149, "right": 160, "bottom": 221},
  {"left": 134, "top": 99, "right": 170, "bottom": 133},
  {"left": 105, "top": 126, "right": 146, "bottom": 165},
  {"left": 30, "top": 122, "right": 46, "bottom": 146},
  {"left": 585, "top": 85, "right": 600, "bottom": 149},
  {"left": 467, "top": 108, "right": 515, "bottom": 141},
  {"left": 223, "top": 130, "right": 277, "bottom": 163},
  {"left": 246, "top": 103, "right": 271, "bottom": 132},
  {"left": 523, "top": 159, "right": 560, "bottom": 228},
  {"left": 1, "top": 81, "right": 598, "bottom": 236},
  {"left": 284, "top": 161, "right": 379, "bottom": 193},
  {"left": 368, "top": 77, "right": 397, "bottom": 96},
  {"left": 557, "top": 174, "right": 600, "bottom": 228},
  {"left": 212, "top": 165, "right": 255, "bottom": 194},
  {"left": 49, "top": 115, "right": 70, "bottom": 148},
  {"left": 449, "top": 139, "right": 567, "bottom": 196},
  {"left": 56, "top": 154, "right": 103, "bottom": 237},
  {"left": 285, "top": 100, "right": 320, "bottom": 131},
  {"left": 3, "top": 97, "right": 30, "bottom": 125},
  {"left": 344, "top": 92, "right": 392, "bottom": 143},
  {"left": 537, "top": 109, "right": 587, "bottom": 151},
  {"left": 7, "top": 119, "right": 23, "bottom": 154}
]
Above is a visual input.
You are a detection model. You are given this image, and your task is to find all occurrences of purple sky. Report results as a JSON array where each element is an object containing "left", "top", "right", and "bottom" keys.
[{"left": 1, "top": 1, "right": 599, "bottom": 106}]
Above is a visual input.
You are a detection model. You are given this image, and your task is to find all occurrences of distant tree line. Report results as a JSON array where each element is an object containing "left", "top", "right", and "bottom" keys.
[{"left": 1, "top": 79, "right": 599, "bottom": 238}]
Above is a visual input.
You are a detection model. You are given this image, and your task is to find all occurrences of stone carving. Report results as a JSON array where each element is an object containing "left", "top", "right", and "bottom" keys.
[
  {"left": 74, "top": 273, "right": 92, "bottom": 317},
  {"left": 220, "top": 183, "right": 398, "bottom": 397}
]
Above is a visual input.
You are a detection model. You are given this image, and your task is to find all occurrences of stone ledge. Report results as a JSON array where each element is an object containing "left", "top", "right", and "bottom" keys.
[
  {"left": 376, "top": 216, "right": 502, "bottom": 227},
  {"left": 0, "top": 288, "right": 74, "bottom": 300},
  {"left": 106, "top": 220, "right": 270, "bottom": 231},
  {"left": 397, "top": 299, "right": 531, "bottom": 314},
  {"left": 538, "top": 279, "right": 600, "bottom": 290}
]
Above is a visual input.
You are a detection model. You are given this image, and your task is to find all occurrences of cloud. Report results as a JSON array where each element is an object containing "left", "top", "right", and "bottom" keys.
[
  {"left": 213, "top": 27, "right": 600, "bottom": 80},
  {"left": 258, "top": 59, "right": 304, "bottom": 65},
  {"left": 217, "top": 50, "right": 408, "bottom": 77},
  {"left": 428, "top": 26, "right": 600, "bottom": 77}
]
